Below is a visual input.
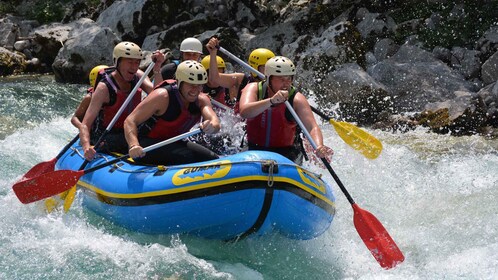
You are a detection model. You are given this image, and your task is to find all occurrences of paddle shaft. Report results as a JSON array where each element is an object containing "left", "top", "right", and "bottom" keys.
[
  {"left": 210, "top": 98, "right": 232, "bottom": 111},
  {"left": 82, "top": 129, "right": 202, "bottom": 175},
  {"left": 284, "top": 101, "right": 355, "bottom": 204},
  {"left": 56, "top": 134, "right": 80, "bottom": 159},
  {"left": 310, "top": 106, "right": 331, "bottom": 121},
  {"left": 79, "top": 62, "right": 156, "bottom": 170},
  {"left": 218, "top": 46, "right": 344, "bottom": 125},
  {"left": 218, "top": 46, "right": 265, "bottom": 80}
]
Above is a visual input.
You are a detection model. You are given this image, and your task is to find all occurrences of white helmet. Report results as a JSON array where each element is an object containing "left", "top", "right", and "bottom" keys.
[
  {"left": 180, "top": 37, "right": 203, "bottom": 54},
  {"left": 176, "top": 60, "right": 208, "bottom": 85},
  {"left": 265, "top": 56, "right": 296, "bottom": 77},
  {"left": 113, "top": 42, "right": 143, "bottom": 65}
]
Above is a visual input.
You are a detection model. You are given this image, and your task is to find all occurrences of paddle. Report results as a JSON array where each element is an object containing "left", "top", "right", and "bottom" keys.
[
  {"left": 310, "top": 107, "right": 383, "bottom": 159},
  {"left": 63, "top": 61, "right": 156, "bottom": 211},
  {"left": 210, "top": 98, "right": 232, "bottom": 111},
  {"left": 284, "top": 101, "right": 404, "bottom": 269},
  {"left": 216, "top": 46, "right": 383, "bottom": 159},
  {"left": 20, "top": 134, "right": 79, "bottom": 181},
  {"left": 78, "top": 61, "right": 156, "bottom": 169},
  {"left": 13, "top": 129, "right": 202, "bottom": 204}
]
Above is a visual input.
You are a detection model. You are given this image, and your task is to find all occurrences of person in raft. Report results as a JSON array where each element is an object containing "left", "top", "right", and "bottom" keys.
[
  {"left": 200, "top": 54, "right": 237, "bottom": 107},
  {"left": 160, "top": 37, "right": 203, "bottom": 80},
  {"left": 238, "top": 56, "right": 333, "bottom": 164},
  {"left": 124, "top": 60, "right": 221, "bottom": 165},
  {"left": 79, "top": 42, "right": 165, "bottom": 161},
  {"left": 204, "top": 37, "right": 275, "bottom": 112},
  {"left": 70, "top": 65, "right": 108, "bottom": 130}
]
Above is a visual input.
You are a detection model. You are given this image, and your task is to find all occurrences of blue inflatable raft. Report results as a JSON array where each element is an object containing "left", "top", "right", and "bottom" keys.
[{"left": 56, "top": 141, "right": 336, "bottom": 240}]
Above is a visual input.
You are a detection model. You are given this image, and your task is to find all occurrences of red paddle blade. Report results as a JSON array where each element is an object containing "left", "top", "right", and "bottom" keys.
[
  {"left": 352, "top": 204, "right": 405, "bottom": 269},
  {"left": 20, "top": 158, "right": 57, "bottom": 181},
  {"left": 12, "top": 170, "right": 84, "bottom": 204}
]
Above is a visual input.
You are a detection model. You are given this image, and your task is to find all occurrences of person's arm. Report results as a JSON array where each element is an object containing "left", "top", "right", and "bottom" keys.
[
  {"left": 238, "top": 82, "right": 269, "bottom": 118},
  {"left": 124, "top": 87, "right": 170, "bottom": 158},
  {"left": 293, "top": 92, "right": 333, "bottom": 158},
  {"left": 80, "top": 82, "right": 110, "bottom": 160},
  {"left": 71, "top": 94, "right": 91, "bottom": 129},
  {"left": 141, "top": 50, "right": 165, "bottom": 92},
  {"left": 239, "top": 82, "right": 289, "bottom": 119},
  {"left": 198, "top": 93, "right": 221, "bottom": 134},
  {"left": 205, "top": 37, "right": 245, "bottom": 96}
]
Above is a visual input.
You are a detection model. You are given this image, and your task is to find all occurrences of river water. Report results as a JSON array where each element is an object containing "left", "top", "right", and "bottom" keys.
[{"left": 1, "top": 75, "right": 497, "bottom": 279}]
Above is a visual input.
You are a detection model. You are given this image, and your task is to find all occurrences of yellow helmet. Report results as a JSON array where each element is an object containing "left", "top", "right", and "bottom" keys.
[
  {"left": 201, "top": 55, "right": 226, "bottom": 70},
  {"left": 248, "top": 48, "right": 275, "bottom": 77},
  {"left": 175, "top": 60, "right": 208, "bottom": 85},
  {"left": 112, "top": 41, "right": 143, "bottom": 65},
  {"left": 88, "top": 65, "right": 108, "bottom": 87}
]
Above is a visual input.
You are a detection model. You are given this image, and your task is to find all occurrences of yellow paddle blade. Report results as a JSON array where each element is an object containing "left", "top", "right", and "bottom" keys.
[
  {"left": 44, "top": 187, "right": 74, "bottom": 213},
  {"left": 63, "top": 186, "right": 77, "bottom": 213},
  {"left": 44, "top": 197, "right": 60, "bottom": 213},
  {"left": 329, "top": 119, "right": 383, "bottom": 159}
]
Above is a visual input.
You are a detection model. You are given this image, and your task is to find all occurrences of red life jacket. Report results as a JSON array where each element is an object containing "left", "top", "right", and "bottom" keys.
[
  {"left": 203, "top": 84, "right": 228, "bottom": 105},
  {"left": 234, "top": 73, "right": 255, "bottom": 114},
  {"left": 95, "top": 69, "right": 142, "bottom": 132},
  {"left": 143, "top": 81, "right": 201, "bottom": 141},
  {"left": 246, "top": 82, "right": 297, "bottom": 147}
]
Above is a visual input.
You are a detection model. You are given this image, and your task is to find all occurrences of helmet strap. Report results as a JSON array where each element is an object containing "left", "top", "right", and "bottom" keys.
[{"left": 268, "top": 77, "right": 277, "bottom": 96}]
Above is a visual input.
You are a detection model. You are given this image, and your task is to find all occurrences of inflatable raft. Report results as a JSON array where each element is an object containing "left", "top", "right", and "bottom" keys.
[{"left": 55, "top": 141, "right": 336, "bottom": 240}]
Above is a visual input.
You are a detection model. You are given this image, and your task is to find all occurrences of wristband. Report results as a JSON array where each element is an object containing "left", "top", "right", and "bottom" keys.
[
  {"left": 269, "top": 98, "right": 275, "bottom": 105},
  {"left": 129, "top": 145, "right": 138, "bottom": 150}
]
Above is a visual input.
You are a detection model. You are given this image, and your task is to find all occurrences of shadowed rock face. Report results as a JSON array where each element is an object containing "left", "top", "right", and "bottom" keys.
[{"left": 1, "top": 0, "right": 497, "bottom": 136}]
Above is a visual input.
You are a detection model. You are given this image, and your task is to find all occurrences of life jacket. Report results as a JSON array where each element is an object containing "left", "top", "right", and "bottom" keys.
[
  {"left": 93, "top": 68, "right": 142, "bottom": 135},
  {"left": 234, "top": 73, "right": 256, "bottom": 114},
  {"left": 140, "top": 80, "right": 201, "bottom": 141},
  {"left": 203, "top": 84, "right": 231, "bottom": 106},
  {"left": 86, "top": 66, "right": 110, "bottom": 94},
  {"left": 246, "top": 81, "right": 298, "bottom": 147}
]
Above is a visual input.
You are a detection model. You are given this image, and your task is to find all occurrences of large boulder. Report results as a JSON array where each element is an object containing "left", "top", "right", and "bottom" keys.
[
  {"left": 292, "top": 21, "right": 368, "bottom": 96},
  {"left": 312, "top": 63, "right": 392, "bottom": 125},
  {"left": 0, "top": 16, "right": 20, "bottom": 50},
  {"left": 52, "top": 23, "right": 118, "bottom": 84},
  {"left": 417, "top": 91, "right": 487, "bottom": 136},
  {"left": 481, "top": 51, "right": 498, "bottom": 85},
  {"left": 367, "top": 44, "right": 477, "bottom": 112},
  {"left": 477, "top": 81, "right": 498, "bottom": 127},
  {"left": 142, "top": 16, "right": 226, "bottom": 55}
]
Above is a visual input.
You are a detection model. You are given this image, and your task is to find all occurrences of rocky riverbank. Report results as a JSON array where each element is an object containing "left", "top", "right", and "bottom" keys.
[{"left": 0, "top": 0, "right": 497, "bottom": 137}]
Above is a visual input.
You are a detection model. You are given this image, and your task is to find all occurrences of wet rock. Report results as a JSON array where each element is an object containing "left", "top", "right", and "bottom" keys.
[
  {"left": 417, "top": 91, "right": 487, "bottom": 135},
  {"left": 52, "top": 24, "right": 118, "bottom": 84},
  {"left": 368, "top": 44, "right": 476, "bottom": 112},
  {"left": 481, "top": 51, "right": 498, "bottom": 85},
  {"left": 0, "top": 47, "right": 26, "bottom": 76},
  {"left": 450, "top": 47, "right": 482, "bottom": 80}
]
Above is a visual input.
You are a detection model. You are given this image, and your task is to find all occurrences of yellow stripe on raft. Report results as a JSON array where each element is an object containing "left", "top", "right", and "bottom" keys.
[{"left": 76, "top": 174, "right": 335, "bottom": 208}]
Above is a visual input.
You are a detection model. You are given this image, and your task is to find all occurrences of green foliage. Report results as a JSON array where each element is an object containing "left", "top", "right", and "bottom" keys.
[
  {"left": 87, "top": 0, "right": 101, "bottom": 8},
  {"left": 0, "top": 0, "right": 17, "bottom": 15},
  {"left": 390, "top": 0, "right": 498, "bottom": 49},
  {"left": 31, "top": 1, "right": 65, "bottom": 23},
  {"left": 0, "top": 0, "right": 81, "bottom": 24}
]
